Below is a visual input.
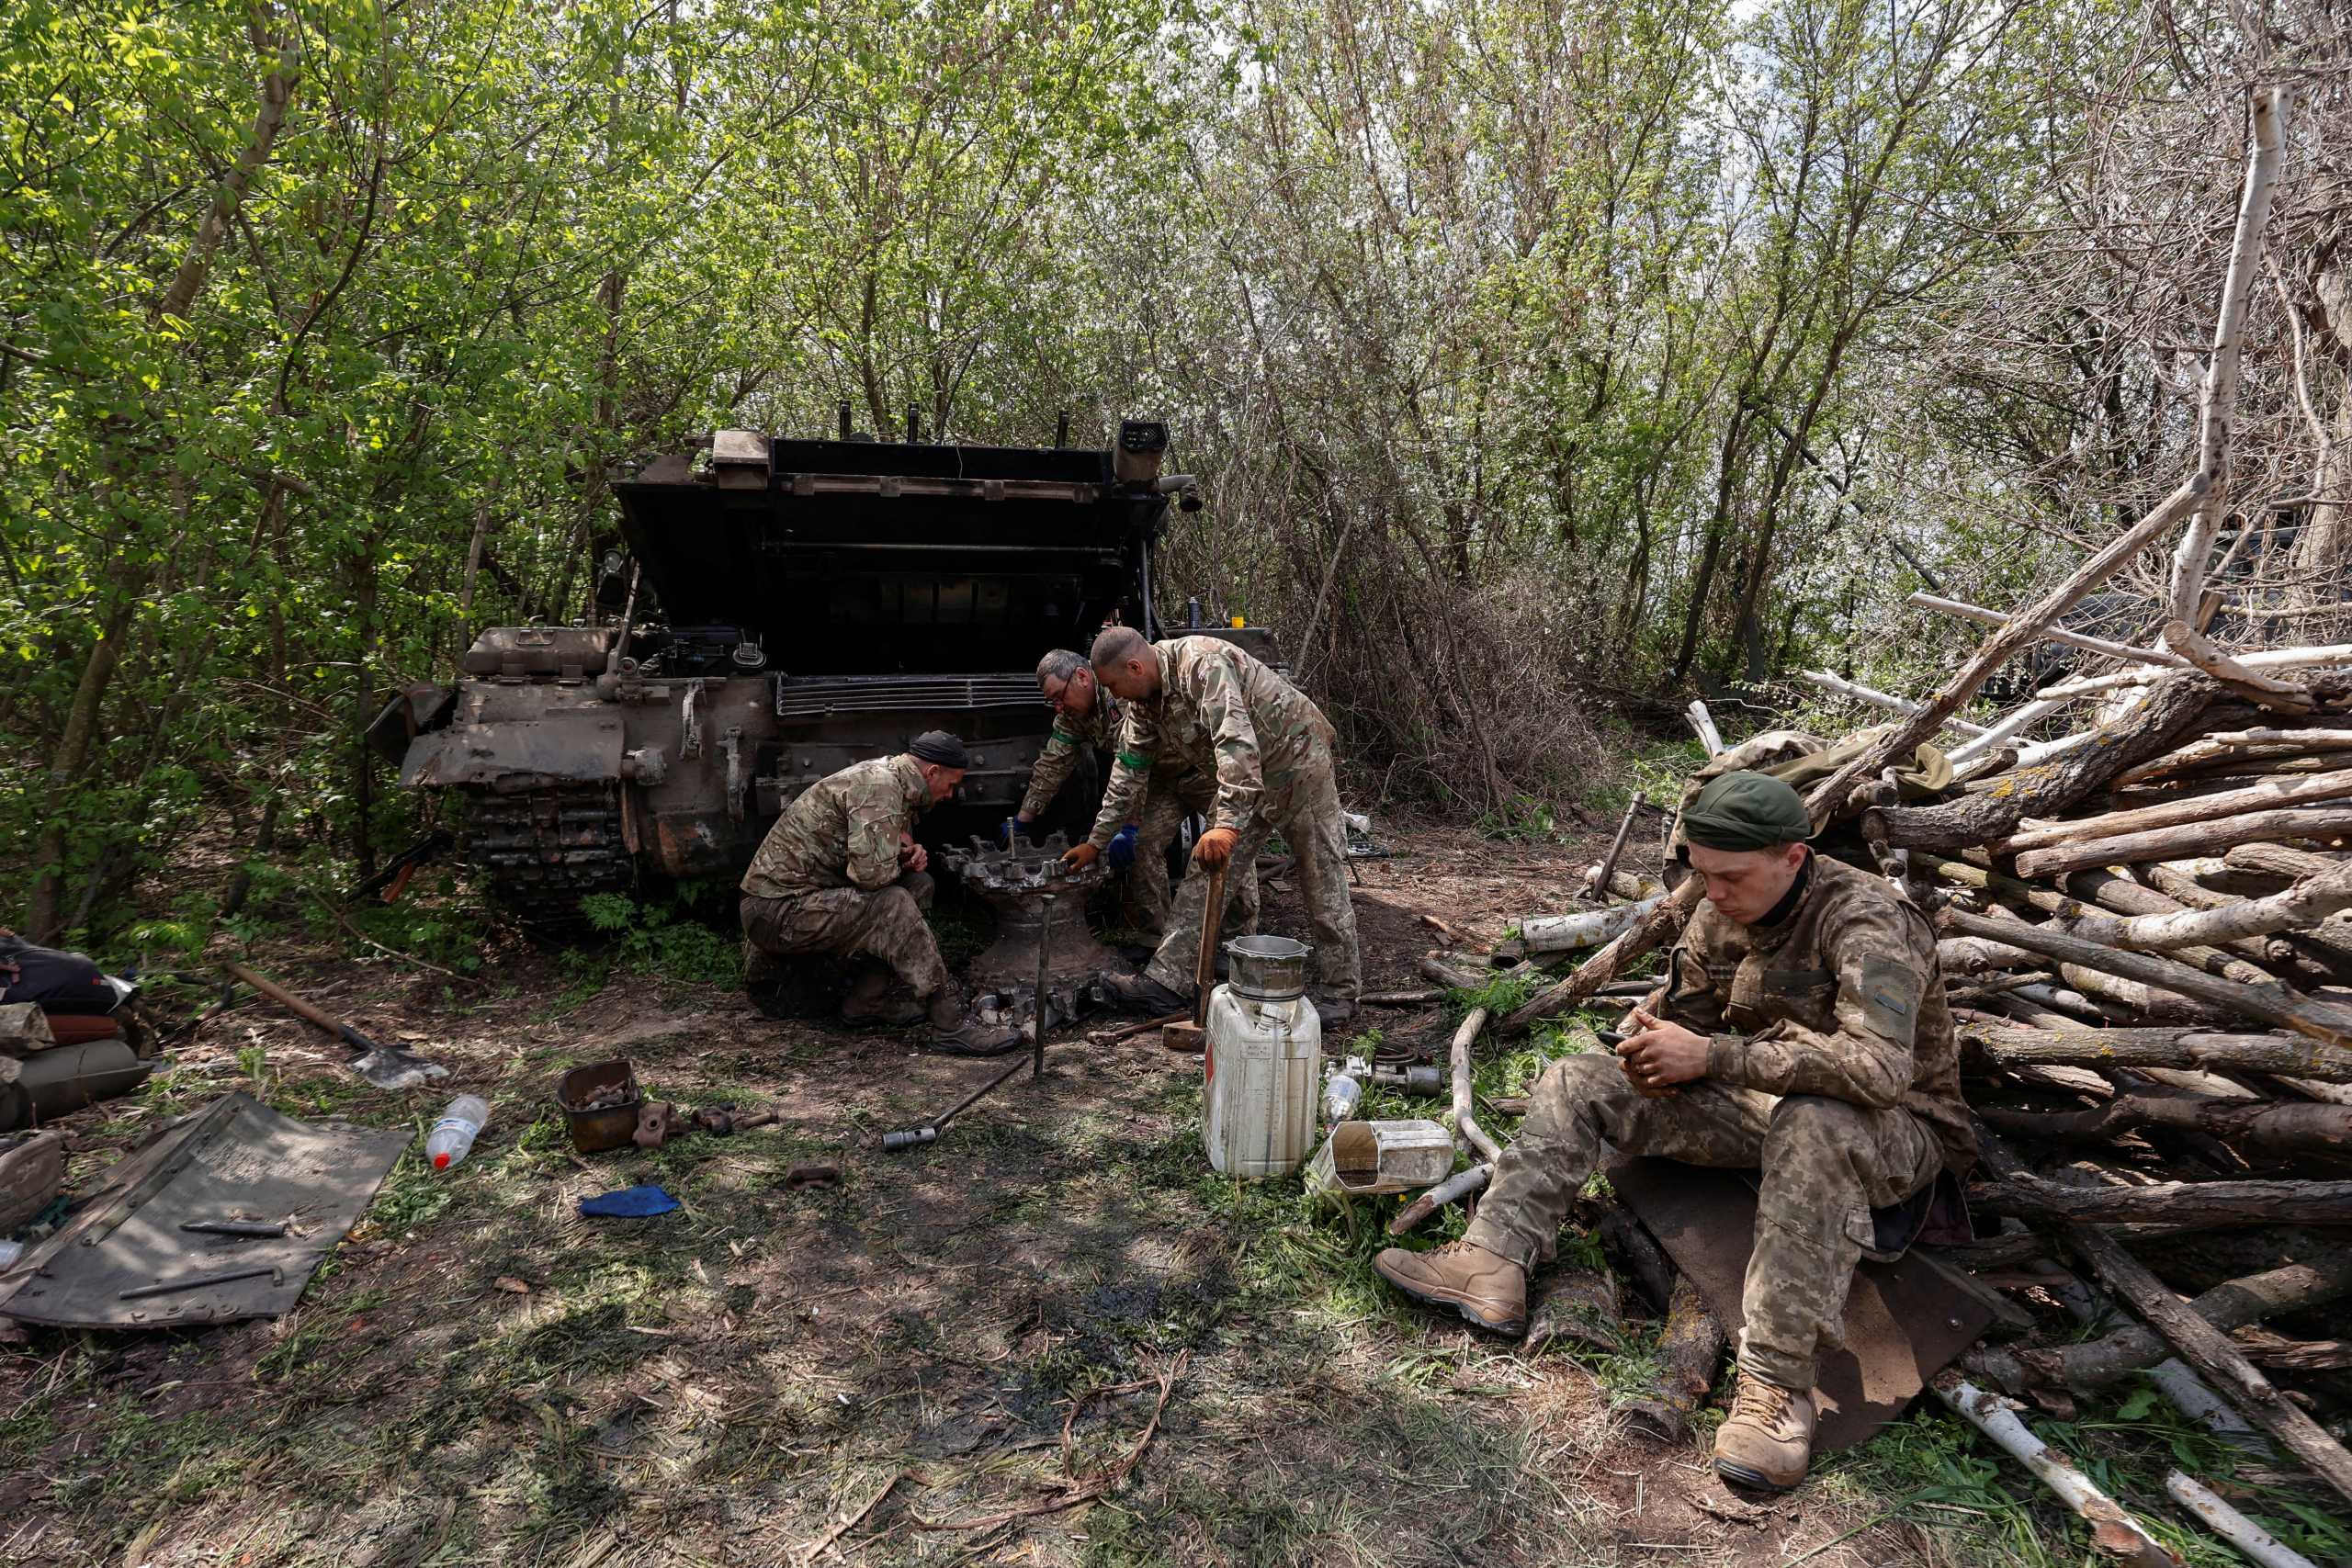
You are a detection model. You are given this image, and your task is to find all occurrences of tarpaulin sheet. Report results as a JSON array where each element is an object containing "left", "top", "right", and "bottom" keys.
[{"left": 0, "top": 1091, "right": 407, "bottom": 1329}]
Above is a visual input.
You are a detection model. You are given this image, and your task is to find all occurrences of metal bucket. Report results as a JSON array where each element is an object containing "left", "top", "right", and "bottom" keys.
[
  {"left": 555, "top": 1059, "right": 642, "bottom": 1155},
  {"left": 1224, "top": 935, "right": 1310, "bottom": 1000}
]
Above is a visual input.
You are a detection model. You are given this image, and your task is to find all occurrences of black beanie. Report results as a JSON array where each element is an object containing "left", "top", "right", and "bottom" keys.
[{"left": 908, "top": 730, "right": 969, "bottom": 768}]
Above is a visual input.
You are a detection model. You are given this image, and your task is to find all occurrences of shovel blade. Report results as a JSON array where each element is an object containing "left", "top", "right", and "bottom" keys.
[{"left": 352, "top": 1049, "right": 449, "bottom": 1091}]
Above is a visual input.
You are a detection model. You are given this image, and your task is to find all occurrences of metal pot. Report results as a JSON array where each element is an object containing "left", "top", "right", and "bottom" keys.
[{"left": 1224, "top": 935, "right": 1310, "bottom": 1001}]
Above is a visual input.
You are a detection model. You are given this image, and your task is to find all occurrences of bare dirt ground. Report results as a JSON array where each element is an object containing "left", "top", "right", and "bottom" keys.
[{"left": 0, "top": 824, "right": 1973, "bottom": 1568}]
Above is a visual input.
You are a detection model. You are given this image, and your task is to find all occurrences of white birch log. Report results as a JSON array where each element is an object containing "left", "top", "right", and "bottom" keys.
[
  {"left": 1797, "top": 670, "right": 1991, "bottom": 736},
  {"left": 1999, "top": 770, "right": 2352, "bottom": 855},
  {"left": 2037, "top": 645, "right": 2352, "bottom": 702},
  {"left": 1951, "top": 697, "right": 2070, "bottom": 765},
  {"left": 1684, "top": 700, "right": 1724, "bottom": 757},
  {"left": 1930, "top": 1376, "right": 2185, "bottom": 1568},
  {"left": 2163, "top": 619, "right": 2318, "bottom": 714},
  {"left": 2167, "top": 85, "right": 2294, "bottom": 617},
  {"left": 1909, "top": 592, "right": 2185, "bottom": 670},
  {"left": 2165, "top": 1473, "right": 2317, "bottom": 1568}
]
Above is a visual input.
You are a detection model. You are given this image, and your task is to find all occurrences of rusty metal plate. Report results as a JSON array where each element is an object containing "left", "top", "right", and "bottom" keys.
[
  {"left": 0, "top": 1092, "right": 406, "bottom": 1330},
  {"left": 401, "top": 716, "right": 623, "bottom": 789},
  {"left": 1608, "top": 1156, "right": 1994, "bottom": 1452}
]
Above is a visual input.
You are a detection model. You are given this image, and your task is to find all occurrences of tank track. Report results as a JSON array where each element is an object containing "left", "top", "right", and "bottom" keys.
[{"left": 462, "top": 785, "right": 634, "bottom": 926}]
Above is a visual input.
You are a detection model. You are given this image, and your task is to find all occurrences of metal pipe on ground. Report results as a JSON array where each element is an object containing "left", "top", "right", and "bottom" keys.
[{"left": 1386, "top": 1007, "right": 1500, "bottom": 1235}]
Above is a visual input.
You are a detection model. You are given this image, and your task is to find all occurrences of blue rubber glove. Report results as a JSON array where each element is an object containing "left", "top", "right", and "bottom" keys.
[{"left": 1105, "top": 823, "right": 1140, "bottom": 869}]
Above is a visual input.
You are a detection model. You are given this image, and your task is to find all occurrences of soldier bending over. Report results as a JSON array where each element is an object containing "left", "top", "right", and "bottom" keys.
[
  {"left": 740, "top": 730, "right": 1019, "bottom": 1055},
  {"left": 1011, "top": 649, "right": 1258, "bottom": 937},
  {"left": 1062, "top": 627, "right": 1362, "bottom": 1030},
  {"left": 1374, "top": 772, "right": 1970, "bottom": 1491}
]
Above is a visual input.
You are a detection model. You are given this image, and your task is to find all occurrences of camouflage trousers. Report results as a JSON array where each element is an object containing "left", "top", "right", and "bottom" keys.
[
  {"left": 1143, "top": 741, "right": 1359, "bottom": 1001},
  {"left": 738, "top": 871, "right": 947, "bottom": 1000},
  {"left": 1128, "top": 770, "right": 1261, "bottom": 937},
  {"left": 1462, "top": 1054, "right": 1940, "bottom": 1392}
]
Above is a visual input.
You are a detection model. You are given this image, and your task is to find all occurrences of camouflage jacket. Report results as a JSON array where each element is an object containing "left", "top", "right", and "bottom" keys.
[
  {"left": 1021, "top": 683, "right": 1125, "bottom": 820},
  {"left": 1660, "top": 852, "right": 1973, "bottom": 1174},
  {"left": 1087, "top": 637, "right": 1334, "bottom": 848},
  {"left": 741, "top": 754, "right": 927, "bottom": 901}
]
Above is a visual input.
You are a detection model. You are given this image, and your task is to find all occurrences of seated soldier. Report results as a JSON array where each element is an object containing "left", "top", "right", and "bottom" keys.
[
  {"left": 1373, "top": 772, "right": 1970, "bottom": 1492},
  {"left": 740, "top": 730, "right": 1019, "bottom": 1055}
]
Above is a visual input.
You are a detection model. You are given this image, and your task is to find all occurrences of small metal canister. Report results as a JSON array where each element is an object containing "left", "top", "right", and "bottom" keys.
[{"left": 1224, "top": 935, "right": 1310, "bottom": 1000}]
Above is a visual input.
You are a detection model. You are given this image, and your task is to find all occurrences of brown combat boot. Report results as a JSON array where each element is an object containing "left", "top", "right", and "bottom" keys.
[
  {"left": 1713, "top": 1372, "right": 1815, "bottom": 1492},
  {"left": 840, "top": 969, "right": 925, "bottom": 1026},
  {"left": 923, "top": 988, "right": 1023, "bottom": 1056},
  {"left": 1373, "top": 1241, "right": 1527, "bottom": 1335}
]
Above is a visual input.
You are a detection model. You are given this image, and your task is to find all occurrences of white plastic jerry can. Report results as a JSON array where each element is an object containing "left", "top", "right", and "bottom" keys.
[{"left": 1202, "top": 980, "right": 1322, "bottom": 1180}]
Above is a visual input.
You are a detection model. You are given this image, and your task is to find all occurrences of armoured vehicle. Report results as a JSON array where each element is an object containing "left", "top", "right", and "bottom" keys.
[{"left": 371, "top": 418, "right": 1272, "bottom": 923}]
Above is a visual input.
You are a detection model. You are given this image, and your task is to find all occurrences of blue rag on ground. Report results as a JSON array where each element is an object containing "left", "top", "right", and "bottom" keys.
[{"left": 579, "top": 1184, "right": 680, "bottom": 1218}]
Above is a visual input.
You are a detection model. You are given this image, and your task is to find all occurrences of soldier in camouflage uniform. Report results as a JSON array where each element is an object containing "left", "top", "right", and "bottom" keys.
[
  {"left": 740, "top": 730, "right": 1020, "bottom": 1055},
  {"left": 1061, "top": 627, "right": 1360, "bottom": 1028},
  {"left": 1374, "top": 772, "right": 1970, "bottom": 1493},
  {"left": 1013, "top": 649, "right": 1258, "bottom": 936}
]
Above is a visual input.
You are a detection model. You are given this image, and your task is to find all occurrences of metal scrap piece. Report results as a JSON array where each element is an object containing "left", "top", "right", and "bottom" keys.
[{"left": 0, "top": 1091, "right": 406, "bottom": 1329}]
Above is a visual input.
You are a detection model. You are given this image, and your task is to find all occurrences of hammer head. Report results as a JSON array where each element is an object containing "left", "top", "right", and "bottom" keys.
[{"left": 1160, "top": 1020, "right": 1206, "bottom": 1055}]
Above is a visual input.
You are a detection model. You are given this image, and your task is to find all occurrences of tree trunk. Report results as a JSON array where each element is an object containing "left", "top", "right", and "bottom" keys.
[
  {"left": 1498, "top": 878, "right": 1703, "bottom": 1036},
  {"left": 2013, "top": 805, "right": 2352, "bottom": 879},
  {"left": 1942, "top": 909, "right": 2352, "bottom": 1045},
  {"left": 1956, "top": 1019, "right": 2352, "bottom": 1081},
  {"left": 1863, "top": 676, "right": 2219, "bottom": 850},
  {"left": 1996, "top": 769, "right": 2352, "bottom": 856},
  {"left": 1978, "top": 1094, "right": 2352, "bottom": 1157},
  {"left": 26, "top": 22, "right": 303, "bottom": 938},
  {"left": 2020, "top": 1255, "right": 2352, "bottom": 1391}
]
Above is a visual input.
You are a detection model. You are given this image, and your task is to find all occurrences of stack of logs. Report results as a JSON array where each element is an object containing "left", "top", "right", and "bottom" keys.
[
  {"left": 1453, "top": 660, "right": 2352, "bottom": 1559},
  {"left": 1852, "top": 659, "right": 2352, "bottom": 1534}
]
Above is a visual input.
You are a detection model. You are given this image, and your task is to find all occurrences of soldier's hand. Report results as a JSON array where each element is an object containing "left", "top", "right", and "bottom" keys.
[
  {"left": 1192, "top": 826, "right": 1238, "bottom": 868},
  {"left": 1617, "top": 1006, "right": 1706, "bottom": 1097},
  {"left": 899, "top": 833, "right": 928, "bottom": 874},
  {"left": 1062, "top": 841, "right": 1101, "bottom": 872}
]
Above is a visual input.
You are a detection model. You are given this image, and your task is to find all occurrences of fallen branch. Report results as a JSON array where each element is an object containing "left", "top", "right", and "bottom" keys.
[
  {"left": 1797, "top": 669, "right": 1991, "bottom": 737},
  {"left": 1955, "top": 1019, "right": 2352, "bottom": 1081},
  {"left": 913, "top": 1351, "right": 1187, "bottom": 1531},
  {"left": 2067, "top": 1222, "right": 2352, "bottom": 1506},
  {"left": 2117, "top": 728, "right": 2352, "bottom": 786},
  {"left": 1996, "top": 770, "right": 2352, "bottom": 857},
  {"left": 2011, "top": 804, "right": 2352, "bottom": 879},
  {"left": 2165, "top": 1472, "right": 2319, "bottom": 1568},
  {"left": 2066, "top": 862, "right": 2352, "bottom": 953},
  {"left": 1977, "top": 1093, "right": 2352, "bottom": 1157},
  {"left": 1939, "top": 909, "right": 2352, "bottom": 1048},
  {"left": 1930, "top": 1374, "right": 2184, "bottom": 1568},
  {"left": 1497, "top": 880, "right": 1703, "bottom": 1036},
  {"left": 1967, "top": 1173, "right": 2352, "bottom": 1227},
  {"left": 1907, "top": 591, "right": 2185, "bottom": 670},
  {"left": 2163, "top": 620, "right": 2318, "bottom": 714}
]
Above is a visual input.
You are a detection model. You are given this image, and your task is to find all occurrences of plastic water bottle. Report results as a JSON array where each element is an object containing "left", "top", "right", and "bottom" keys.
[
  {"left": 426, "top": 1095, "right": 490, "bottom": 1170},
  {"left": 1322, "top": 1061, "right": 1363, "bottom": 1126}
]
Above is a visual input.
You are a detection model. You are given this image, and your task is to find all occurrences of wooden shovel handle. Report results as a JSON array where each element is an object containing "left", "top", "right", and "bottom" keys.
[
  {"left": 226, "top": 963, "right": 339, "bottom": 1034},
  {"left": 1192, "top": 862, "right": 1229, "bottom": 1030}
]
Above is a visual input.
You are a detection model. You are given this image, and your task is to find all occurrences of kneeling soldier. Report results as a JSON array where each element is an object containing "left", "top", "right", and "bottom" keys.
[
  {"left": 740, "top": 731, "right": 1019, "bottom": 1055},
  {"left": 1374, "top": 772, "right": 1970, "bottom": 1491}
]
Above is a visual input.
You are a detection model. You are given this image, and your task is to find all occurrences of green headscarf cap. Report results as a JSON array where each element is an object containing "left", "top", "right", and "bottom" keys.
[{"left": 1681, "top": 771, "right": 1814, "bottom": 852}]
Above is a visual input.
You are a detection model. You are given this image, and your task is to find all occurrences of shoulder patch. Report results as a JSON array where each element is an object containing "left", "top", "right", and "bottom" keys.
[{"left": 1858, "top": 954, "right": 1920, "bottom": 1046}]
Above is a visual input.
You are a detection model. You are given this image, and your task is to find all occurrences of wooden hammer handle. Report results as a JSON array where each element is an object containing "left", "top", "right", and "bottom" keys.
[
  {"left": 1192, "top": 861, "right": 1229, "bottom": 1030},
  {"left": 226, "top": 964, "right": 339, "bottom": 1034}
]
